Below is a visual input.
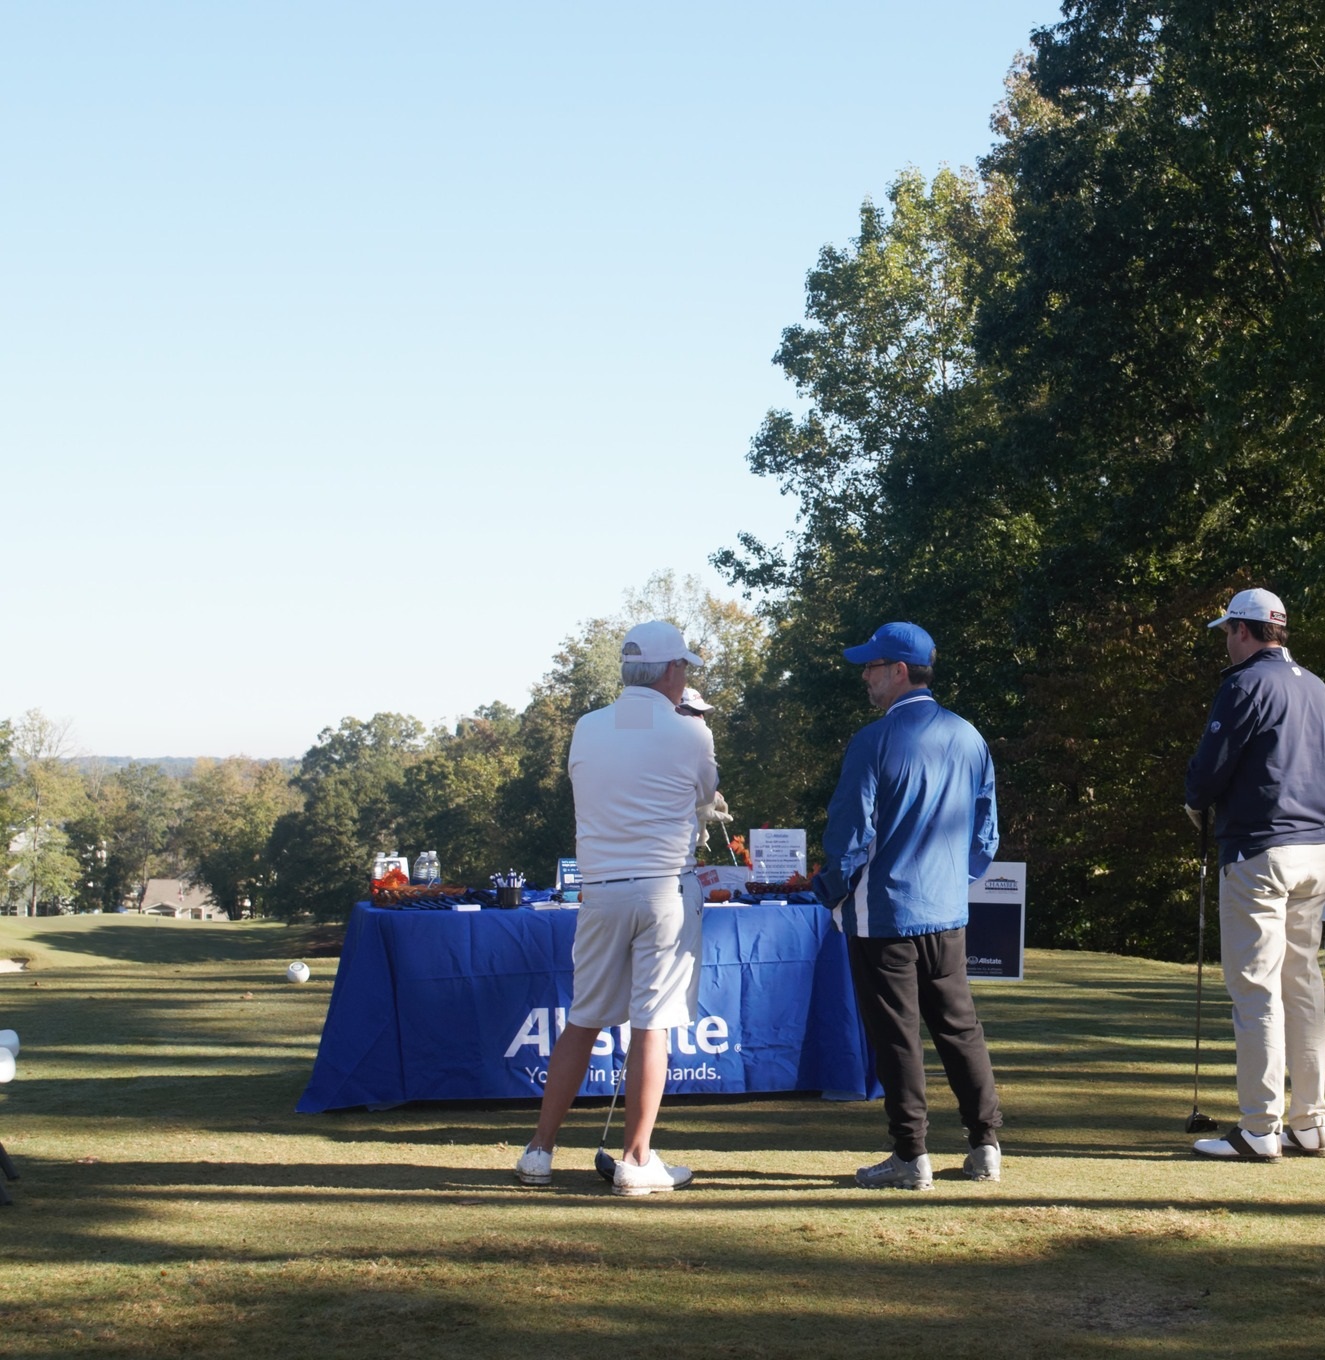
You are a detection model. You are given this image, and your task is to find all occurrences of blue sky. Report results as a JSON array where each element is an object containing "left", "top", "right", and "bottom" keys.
[{"left": 2, "top": 1, "right": 1061, "bottom": 757}]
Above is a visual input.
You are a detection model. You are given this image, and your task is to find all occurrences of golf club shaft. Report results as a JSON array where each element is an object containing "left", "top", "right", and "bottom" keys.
[
  {"left": 717, "top": 815, "right": 739, "bottom": 867},
  {"left": 599, "top": 1037, "right": 631, "bottom": 1145},
  {"left": 1193, "top": 810, "right": 1210, "bottom": 1108}
]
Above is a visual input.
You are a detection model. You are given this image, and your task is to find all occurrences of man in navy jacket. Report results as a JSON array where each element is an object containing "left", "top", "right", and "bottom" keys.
[
  {"left": 1186, "top": 588, "right": 1325, "bottom": 1161},
  {"left": 813, "top": 621, "right": 1003, "bottom": 1189}
]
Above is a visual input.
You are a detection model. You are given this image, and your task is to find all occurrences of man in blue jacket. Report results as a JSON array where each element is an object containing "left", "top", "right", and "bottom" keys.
[
  {"left": 1185, "top": 588, "right": 1325, "bottom": 1161},
  {"left": 812, "top": 621, "right": 1003, "bottom": 1190}
]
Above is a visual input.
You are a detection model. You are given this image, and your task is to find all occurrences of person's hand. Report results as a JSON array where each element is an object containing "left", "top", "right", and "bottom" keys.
[
  {"left": 711, "top": 791, "right": 733, "bottom": 824},
  {"left": 1184, "top": 804, "right": 1206, "bottom": 831}
]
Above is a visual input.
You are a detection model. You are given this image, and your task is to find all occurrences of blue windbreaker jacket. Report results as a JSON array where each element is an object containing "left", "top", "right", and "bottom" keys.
[
  {"left": 1185, "top": 647, "right": 1325, "bottom": 867},
  {"left": 812, "top": 691, "right": 999, "bottom": 938}
]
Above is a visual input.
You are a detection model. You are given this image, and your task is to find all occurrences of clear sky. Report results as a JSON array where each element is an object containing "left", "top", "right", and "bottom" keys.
[{"left": 2, "top": 0, "right": 1062, "bottom": 759}]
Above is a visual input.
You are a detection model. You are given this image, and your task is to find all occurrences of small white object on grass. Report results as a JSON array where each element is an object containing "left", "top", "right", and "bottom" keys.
[
  {"left": 286, "top": 961, "right": 311, "bottom": 983},
  {"left": 0, "top": 1048, "right": 14, "bottom": 1083},
  {"left": 0, "top": 1029, "right": 18, "bottom": 1056}
]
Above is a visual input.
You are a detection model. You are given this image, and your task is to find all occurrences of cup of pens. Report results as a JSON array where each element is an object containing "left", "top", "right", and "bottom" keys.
[{"left": 493, "top": 869, "right": 525, "bottom": 908}]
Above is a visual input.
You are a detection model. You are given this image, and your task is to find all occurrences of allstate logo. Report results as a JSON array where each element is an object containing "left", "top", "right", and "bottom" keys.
[{"left": 505, "top": 1008, "right": 731, "bottom": 1058}]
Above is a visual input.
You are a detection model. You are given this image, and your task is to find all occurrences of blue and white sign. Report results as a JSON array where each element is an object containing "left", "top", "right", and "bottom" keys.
[{"left": 967, "top": 860, "right": 1027, "bottom": 981}]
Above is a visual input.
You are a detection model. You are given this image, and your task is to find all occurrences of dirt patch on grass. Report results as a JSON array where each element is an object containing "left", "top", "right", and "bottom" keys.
[
  {"left": 454, "top": 1235, "right": 605, "bottom": 1266},
  {"left": 1052, "top": 1285, "right": 1211, "bottom": 1334}
]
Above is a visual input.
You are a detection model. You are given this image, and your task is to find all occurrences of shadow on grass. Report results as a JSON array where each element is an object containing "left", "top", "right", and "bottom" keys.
[
  {"left": 4, "top": 1158, "right": 1325, "bottom": 1358},
  {"left": 0, "top": 1232, "right": 1242, "bottom": 1358},
  {"left": 28, "top": 922, "right": 343, "bottom": 966},
  {"left": 10, "top": 1150, "right": 1325, "bottom": 1231}
]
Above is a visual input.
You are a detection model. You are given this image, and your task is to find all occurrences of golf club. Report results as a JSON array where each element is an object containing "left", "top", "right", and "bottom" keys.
[
  {"left": 717, "top": 815, "right": 740, "bottom": 868},
  {"left": 594, "top": 1038, "right": 631, "bottom": 1182},
  {"left": 1185, "top": 808, "right": 1219, "bottom": 1134}
]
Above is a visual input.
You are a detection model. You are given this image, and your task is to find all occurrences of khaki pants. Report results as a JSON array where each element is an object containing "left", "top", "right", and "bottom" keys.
[{"left": 1219, "top": 844, "right": 1325, "bottom": 1136}]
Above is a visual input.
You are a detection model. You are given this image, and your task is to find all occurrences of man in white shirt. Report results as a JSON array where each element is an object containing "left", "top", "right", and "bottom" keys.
[{"left": 515, "top": 620, "right": 718, "bottom": 1195}]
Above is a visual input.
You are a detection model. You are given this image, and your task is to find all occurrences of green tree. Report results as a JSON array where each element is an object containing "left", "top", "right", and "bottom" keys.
[
  {"left": 177, "top": 758, "right": 300, "bottom": 918},
  {"left": 979, "top": 3, "right": 1325, "bottom": 619},
  {"left": 398, "top": 705, "right": 523, "bottom": 884},
  {"left": 266, "top": 714, "right": 424, "bottom": 921},
  {"left": 67, "top": 762, "right": 183, "bottom": 912},
  {"left": 0, "top": 721, "right": 17, "bottom": 887},
  {"left": 5, "top": 710, "right": 85, "bottom": 916}
]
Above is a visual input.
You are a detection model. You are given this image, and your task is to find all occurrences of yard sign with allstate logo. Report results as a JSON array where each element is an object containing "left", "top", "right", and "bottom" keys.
[{"left": 967, "top": 861, "right": 1026, "bottom": 980}]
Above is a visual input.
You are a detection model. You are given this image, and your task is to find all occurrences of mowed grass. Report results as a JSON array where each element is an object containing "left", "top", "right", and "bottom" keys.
[{"left": 1, "top": 914, "right": 1324, "bottom": 1359}]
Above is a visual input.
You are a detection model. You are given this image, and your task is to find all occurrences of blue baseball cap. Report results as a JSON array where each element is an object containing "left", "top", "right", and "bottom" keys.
[{"left": 843, "top": 621, "right": 936, "bottom": 667}]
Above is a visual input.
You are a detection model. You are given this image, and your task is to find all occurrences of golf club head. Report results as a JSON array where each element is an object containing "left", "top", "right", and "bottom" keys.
[
  {"left": 594, "top": 1146, "right": 617, "bottom": 1183},
  {"left": 1185, "top": 1109, "right": 1219, "bottom": 1134}
]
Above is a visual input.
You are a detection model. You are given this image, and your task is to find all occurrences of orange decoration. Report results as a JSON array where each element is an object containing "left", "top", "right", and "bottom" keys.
[{"left": 706, "top": 889, "right": 732, "bottom": 903}]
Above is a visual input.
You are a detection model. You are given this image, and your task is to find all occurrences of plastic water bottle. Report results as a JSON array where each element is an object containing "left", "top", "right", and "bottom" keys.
[
  {"left": 371, "top": 852, "right": 388, "bottom": 883},
  {"left": 412, "top": 851, "right": 440, "bottom": 886}
]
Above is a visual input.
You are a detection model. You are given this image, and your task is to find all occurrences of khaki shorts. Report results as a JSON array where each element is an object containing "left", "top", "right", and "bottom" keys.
[{"left": 567, "top": 873, "right": 702, "bottom": 1030}]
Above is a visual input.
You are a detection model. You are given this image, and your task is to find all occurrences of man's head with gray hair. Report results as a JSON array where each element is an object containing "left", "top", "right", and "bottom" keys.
[{"left": 620, "top": 620, "right": 703, "bottom": 689}]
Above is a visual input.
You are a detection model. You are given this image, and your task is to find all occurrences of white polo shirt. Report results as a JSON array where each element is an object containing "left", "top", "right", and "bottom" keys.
[{"left": 569, "top": 686, "right": 719, "bottom": 881}]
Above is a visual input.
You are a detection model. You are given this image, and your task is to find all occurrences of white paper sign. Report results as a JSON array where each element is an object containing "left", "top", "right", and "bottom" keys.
[{"left": 747, "top": 829, "right": 807, "bottom": 882}]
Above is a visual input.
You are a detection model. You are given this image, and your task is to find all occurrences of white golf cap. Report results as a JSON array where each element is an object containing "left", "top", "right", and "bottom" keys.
[
  {"left": 621, "top": 620, "right": 703, "bottom": 665},
  {"left": 1208, "top": 588, "right": 1288, "bottom": 629},
  {"left": 678, "top": 686, "right": 714, "bottom": 712}
]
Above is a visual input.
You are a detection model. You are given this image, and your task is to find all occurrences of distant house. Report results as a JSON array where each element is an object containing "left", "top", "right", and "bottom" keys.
[{"left": 137, "top": 879, "right": 227, "bottom": 921}]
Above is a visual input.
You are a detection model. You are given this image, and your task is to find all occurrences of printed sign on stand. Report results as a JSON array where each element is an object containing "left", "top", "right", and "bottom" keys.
[
  {"left": 747, "top": 828, "right": 807, "bottom": 882},
  {"left": 697, "top": 865, "right": 754, "bottom": 895},
  {"left": 967, "top": 861, "right": 1026, "bottom": 981}
]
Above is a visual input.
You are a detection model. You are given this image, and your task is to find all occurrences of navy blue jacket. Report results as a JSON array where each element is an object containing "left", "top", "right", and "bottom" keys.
[
  {"left": 812, "top": 691, "right": 998, "bottom": 938},
  {"left": 1186, "top": 647, "right": 1325, "bottom": 866}
]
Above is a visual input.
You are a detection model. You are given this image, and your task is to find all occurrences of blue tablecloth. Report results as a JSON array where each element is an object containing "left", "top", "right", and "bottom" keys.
[{"left": 297, "top": 901, "right": 881, "bottom": 1111}]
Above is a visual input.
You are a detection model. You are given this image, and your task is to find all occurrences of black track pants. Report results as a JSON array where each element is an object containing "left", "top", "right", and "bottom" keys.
[{"left": 848, "top": 927, "right": 1002, "bottom": 1161}]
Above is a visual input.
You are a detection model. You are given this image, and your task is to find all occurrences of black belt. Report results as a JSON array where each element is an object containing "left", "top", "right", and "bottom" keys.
[{"left": 579, "top": 870, "right": 693, "bottom": 886}]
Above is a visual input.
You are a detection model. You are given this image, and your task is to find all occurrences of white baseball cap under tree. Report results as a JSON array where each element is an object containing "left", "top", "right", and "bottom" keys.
[{"left": 1208, "top": 588, "right": 1288, "bottom": 629}]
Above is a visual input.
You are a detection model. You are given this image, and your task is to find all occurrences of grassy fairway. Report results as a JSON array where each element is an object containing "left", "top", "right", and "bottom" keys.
[{"left": 1, "top": 915, "right": 1323, "bottom": 1358}]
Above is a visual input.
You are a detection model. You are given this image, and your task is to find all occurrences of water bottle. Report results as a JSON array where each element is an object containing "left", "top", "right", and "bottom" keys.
[
  {"left": 411, "top": 851, "right": 440, "bottom": 886},
  {"left": 371, "top": 852, "right": 388, "bottom": 883}
]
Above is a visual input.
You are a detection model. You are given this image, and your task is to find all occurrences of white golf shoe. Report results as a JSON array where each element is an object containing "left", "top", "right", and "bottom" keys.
[
  {"left": 1192, "top": 1127, "right": 1280, "bottom": 1161},
  {"left": 1282, "top": 1125, "right": 1325, "bottom": 1156},
  {"left": 963, "top": 1144, "right": 1002, "bottom": 1182},
  {"left": 515, "top": 1143, "right": 554, "bottom": 1185},
  {"left": 611, "top": 1151, "right": 693, "bottom": 1196}
]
